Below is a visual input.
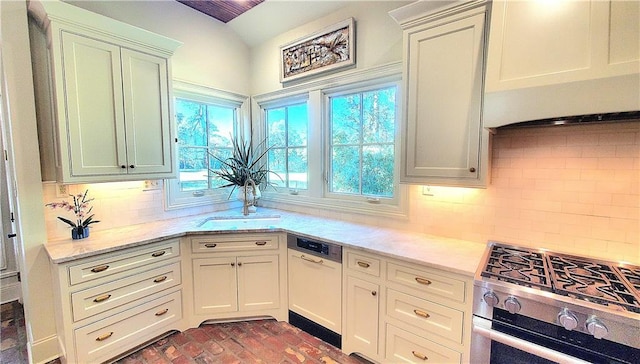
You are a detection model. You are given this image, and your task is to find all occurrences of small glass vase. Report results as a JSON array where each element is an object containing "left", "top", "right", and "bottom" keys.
[{"left": 71, "top": 226, "right": 90, "bottom": 240}]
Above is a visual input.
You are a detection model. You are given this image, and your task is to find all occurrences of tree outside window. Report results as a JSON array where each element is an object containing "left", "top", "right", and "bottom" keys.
[
  {"left": 266, "top": 103, "right": 308, "bottom": 190},
  {"left": 329, "top": 86, "right": 396, "bottom": 198}
]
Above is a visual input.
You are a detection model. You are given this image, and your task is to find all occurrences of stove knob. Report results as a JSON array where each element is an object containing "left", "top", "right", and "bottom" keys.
[
  {"left": 483, "top": 292, "right": 499, "bottom": 307},
  {"left": 557, "top": 309, "right": 578, "bottom": 331},
  {"left": 504, "top": 296, "right": 521, "bottom": 314},
  {"left": 586, "top": 317, "right": 609, "bottom": 339}
]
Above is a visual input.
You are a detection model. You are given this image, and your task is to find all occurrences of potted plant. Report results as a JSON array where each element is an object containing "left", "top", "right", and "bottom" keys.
[
  {"left": 209, "top": 135, "right": 281, "bottom": 210},
  {"left": 45, "top": 189, "right": 100, "bottom": 239}
]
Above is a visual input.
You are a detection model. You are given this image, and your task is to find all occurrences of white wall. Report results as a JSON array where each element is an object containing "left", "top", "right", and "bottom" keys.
[
  {"left": 1, "top": 2, "right": 59, "bottom": 362},
  {"left": 250, "top": 1, "right": 409, "bottom": 95},
  {"left": 66, "top": 0, "right": 251, "bottom": 95}
]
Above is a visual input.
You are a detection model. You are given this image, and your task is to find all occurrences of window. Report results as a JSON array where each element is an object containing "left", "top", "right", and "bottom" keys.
[
  {"left": 165, "top": 82, "right": 248, "bottom": 209},
  {"left": 254, "top": 66, "right": 406, "bottom": 217},
  {"left": 175, "top": 98, "right": 236, "bottom": 191},
  {"left": 328, "top": 86, "right": 396, "bottom": 199},
  {"left": 266, "top": 103, "right": 308, "bottom": 191}
]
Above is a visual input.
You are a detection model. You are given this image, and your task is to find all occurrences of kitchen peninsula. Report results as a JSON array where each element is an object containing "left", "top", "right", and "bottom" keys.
[{"left": 45, "top": 208, "right": 484, "bottom": 363}]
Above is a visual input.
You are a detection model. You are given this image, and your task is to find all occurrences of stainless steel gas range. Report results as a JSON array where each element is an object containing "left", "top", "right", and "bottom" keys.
[{"left": 471, "top": 241, "right": 640, "bottom": 364}]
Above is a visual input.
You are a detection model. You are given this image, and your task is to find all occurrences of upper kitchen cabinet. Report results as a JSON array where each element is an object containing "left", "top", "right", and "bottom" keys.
[
  {"left": 28, "top": 0, "right": 181, "bottom": 183},
  {"left": 484, "top": 0, "right": 640, "bottom": 127},
  {"left": 390, "top": 0, "right": 490, "bottom": 187}
]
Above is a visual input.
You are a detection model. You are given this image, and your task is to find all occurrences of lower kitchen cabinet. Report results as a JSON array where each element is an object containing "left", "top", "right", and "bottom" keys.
[
  {"left": 385, "top": 324, "right": 461, "bottom": 364},
  {"left": 192, "top": 254, "right": 280, "bottom": 315},
  {"left": 342, "top": 248, "right": 473, "bottom": 363},
  {"left": 188, "top": 233, "right": 288, "bottom": 324},
  {"left": 49, "top": 239, "right": 184, "bottom": 364},
  {"left": 343, "top": 275, "right": 380, "bottom": 357}
]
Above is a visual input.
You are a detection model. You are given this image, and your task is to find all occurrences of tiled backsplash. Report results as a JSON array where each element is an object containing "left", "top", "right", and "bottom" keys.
[{"left": 42, "top": 121, "right": 639, "bottom": 264}]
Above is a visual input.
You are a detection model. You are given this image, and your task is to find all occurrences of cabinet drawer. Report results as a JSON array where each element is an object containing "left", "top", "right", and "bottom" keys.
[
  {"left": 386, "top": 262, "right": 466, "bottom": 303},
  {"left": 74, "top": 290, "right": 182, "bottom": 364},
  {"left": 68, "top": 240, "right": 180, "bottom": 286},
  {"left": 386, "top": 289, "right": 463, "bottom": 344},
  {"left": 191, "top": 235, "right": 278, "bottom": 253},
  {"left": 385, "top": 324, "right": 461, "bottom": 364},
  {"left": 346, "top": 251, "right": 381, "bottom": 277},
  {"left": 71, "top": 261, "right": 181, "bottom": 322}
]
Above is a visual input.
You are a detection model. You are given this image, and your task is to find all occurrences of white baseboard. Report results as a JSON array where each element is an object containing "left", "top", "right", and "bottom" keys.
[{"left": 29, "top": 334, "right": 61, "bottom": 364}]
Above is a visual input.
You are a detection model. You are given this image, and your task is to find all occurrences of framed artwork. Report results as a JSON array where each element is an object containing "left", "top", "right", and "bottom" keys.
[{"left": 280, "top": 18, "right": 355, "bottom": 83}]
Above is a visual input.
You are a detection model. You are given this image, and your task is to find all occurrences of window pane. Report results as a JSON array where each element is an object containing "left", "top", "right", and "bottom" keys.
[
  {"left": 329, "top": 85, "right": 397, "bottom": 199},
  {"left": 288, "top": 147, "right": 308, "bottom": 189},
  {"left": 268, "top": 148, "right": 286, "bottom": 188},
  {"left": 331, "top": 94, "right": 361, "bottom": 145},
  {"left": 288, "top": 104, "right": 308, "bottom": 147},
  {"left": 175, "top": 99, "right": 206, "bottom": 146},
  {"left": 331, "top": 146, "right": 360, "bottom": 194},
  {"left": 363, "top": 87, "right": 396, "bottom": 144},
  {"left": 266, "top": 102, "right": 308, "bottom": 191},
  {"left": 207, "top": 105, "right": 235, "bottom": 147},
  {"left": 209, "top": 147, "right": 233, "bottom": 189},
  {"left": 362, "top": 145, "right": 394, "bottom": 197},
  {"left": 178, "top": 147, "right": 208, "bottom": 191},
  {"left": 267, "top": 108, "right": 286, "bottom": 148}
]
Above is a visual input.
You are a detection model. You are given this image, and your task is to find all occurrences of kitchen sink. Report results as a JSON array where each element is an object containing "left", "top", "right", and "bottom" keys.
[{"left": 197, "top": 214, "right": 281, "bottom": 229}]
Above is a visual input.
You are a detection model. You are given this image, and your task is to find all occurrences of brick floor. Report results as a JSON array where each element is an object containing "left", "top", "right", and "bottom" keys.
[
  {"left": 113, "top": 320, "right": 367, "bottom": 364},
  {"left": 1, "top": 302, "right": 369, "bottom": 364}
]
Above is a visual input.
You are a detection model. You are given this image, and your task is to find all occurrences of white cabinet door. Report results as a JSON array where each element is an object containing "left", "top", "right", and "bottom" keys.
[
  {"left": 237, "top": 255, "right": 280, "bottom": 312},
  {"left": 401, "top": 9, "right": 488, "bottom": 186},
  {"left": 121, "top": 49, "right": 173, "bottom": 175},
  {"left": 344, "top": 275, "right": 379, "bottom": 358},
  {"left": 193, "top": 257, "right": 237, "bottom": 315},
  {"left": 61, "top": 32, "right": 128, "bottom": 177}
]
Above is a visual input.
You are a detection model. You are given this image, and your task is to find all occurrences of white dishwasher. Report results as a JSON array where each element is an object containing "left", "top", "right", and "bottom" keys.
[{"left": 287, "top": 234, "right": 342, "bottom": 348}]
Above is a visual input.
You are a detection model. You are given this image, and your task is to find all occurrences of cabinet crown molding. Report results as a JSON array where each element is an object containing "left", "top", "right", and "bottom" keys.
[
  {"left": 27, "top": 0, "right": 182, "bottom": 54},
  {"left": 389, "top": 0, "right": 488, "bottom": 28}
]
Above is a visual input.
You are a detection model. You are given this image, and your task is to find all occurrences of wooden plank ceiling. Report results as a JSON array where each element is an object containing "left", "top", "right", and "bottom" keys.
[{"left": 176, "top": 0, "right": 265, "bottom": 23}]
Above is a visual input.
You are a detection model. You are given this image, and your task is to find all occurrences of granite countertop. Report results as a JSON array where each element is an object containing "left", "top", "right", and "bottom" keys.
[{"left": 44, "top": 208, "right": 487, "bottom": 276}]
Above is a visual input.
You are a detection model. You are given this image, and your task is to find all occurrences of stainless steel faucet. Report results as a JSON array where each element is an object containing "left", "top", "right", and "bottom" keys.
[{"left": 243, "top": 178, "right": 257, "bottom": 216}]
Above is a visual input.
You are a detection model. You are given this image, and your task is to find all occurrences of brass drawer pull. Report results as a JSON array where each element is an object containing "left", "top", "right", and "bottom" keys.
[
  {"left": 357, "top": 261, "right": 370, "bottom": 268},
  {"left": 415, "top": 277, "right": 432, "bottom": 285},
  {"left": 414, "top": 309, "right": 430, "bottom": 319},
  {"left": 204, "top": 243, "right": 217, "bottom": 248},
  {"left": 90, "top": 265, "right": 109, "bottom": 273},
  {"left": 301, "top": 255, "right": 323, "bottom": 264},
  {"left": 412, "top": 351, "right": 428, "bottom": 360},
  {"left": 93, "top": 294, "right": 111, "bottom": 303},
  {"left": 155, "top": 308, "right": 169, "bottom": 316},
  {"left": 153, "top": 276, "right": 168, "bottom": 283},
  {"left": 96, "top": 332, "right": 113, "bottom": 342},
  {"left": 151, "top": 251, "right": 166, "bottom": 257},
  {"left": 255, "top": 241, "right": 267, "bottom": 246}
]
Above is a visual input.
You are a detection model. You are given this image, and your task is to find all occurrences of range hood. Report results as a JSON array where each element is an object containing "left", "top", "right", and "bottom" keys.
[
  {"left": 494, "top": 110, "right": 640, "bottom": 129},
  {"left": 483, "top": 73, "right": 640, "bottom": 129}
]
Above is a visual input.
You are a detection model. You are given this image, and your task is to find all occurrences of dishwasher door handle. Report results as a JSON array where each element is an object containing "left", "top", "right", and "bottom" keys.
[{"left": 300, "top": 254, "right": 324, "bottom": 264}]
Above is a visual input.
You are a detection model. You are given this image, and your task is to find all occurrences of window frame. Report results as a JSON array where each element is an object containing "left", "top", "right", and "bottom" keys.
[
  {"left": 253, "top": 63, "right": 408, "bottom": 218},
  {"left": 165, "top": 81, "right": 250, "bottom": 210},
  {"left": 323, "top": 81, "right": 402, "bottom": 205},
  {"left": 262, "top": 95, "right": 310, "bottom": 194}
]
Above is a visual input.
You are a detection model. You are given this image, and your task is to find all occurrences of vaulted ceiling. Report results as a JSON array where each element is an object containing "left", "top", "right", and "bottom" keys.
[{"left": 175, "top": 0, "right": 265, "bottom": 23}]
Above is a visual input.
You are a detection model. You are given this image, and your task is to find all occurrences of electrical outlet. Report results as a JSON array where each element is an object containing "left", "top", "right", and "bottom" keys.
[
  {"left": 143, "top": 180, "right": 161, "bottom": 191},
  {"left": 56, "top": 184, "right": 69, "bottom": 197},
  {"left": 422, "top": 185, "right": 434, "bottom": 196}
]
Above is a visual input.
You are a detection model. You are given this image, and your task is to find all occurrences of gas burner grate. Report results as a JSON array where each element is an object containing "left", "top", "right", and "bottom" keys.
[
  {"left": 547, "top": 254, "right": 640, "bottom": 314},
  {"left": 481, "top": 245, "right": 552, "bottom": 290}
]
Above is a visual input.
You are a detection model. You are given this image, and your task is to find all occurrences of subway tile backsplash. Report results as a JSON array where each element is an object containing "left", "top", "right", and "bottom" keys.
[{"left": 42, "top": 121, "right": 639, "bottom": 264}]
